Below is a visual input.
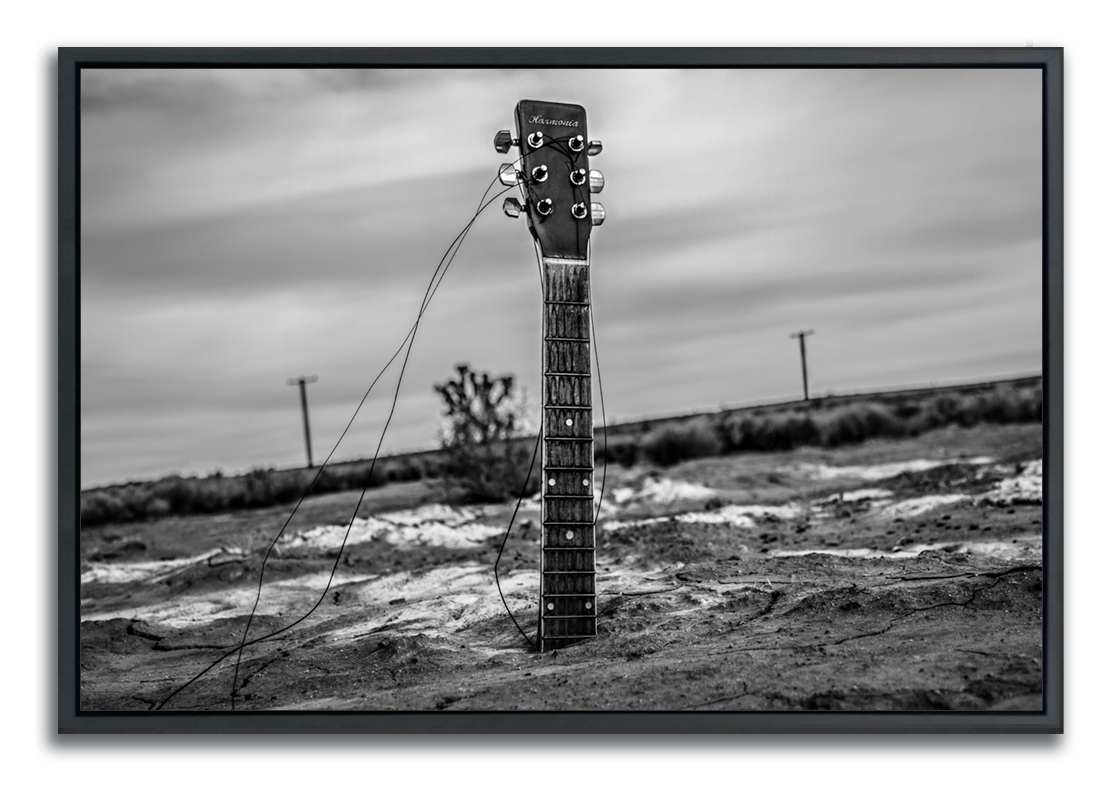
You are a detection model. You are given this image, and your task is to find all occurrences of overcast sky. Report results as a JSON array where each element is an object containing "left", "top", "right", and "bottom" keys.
[{"left": 80, "top": 67, "right": 1042, "bottom": 487}]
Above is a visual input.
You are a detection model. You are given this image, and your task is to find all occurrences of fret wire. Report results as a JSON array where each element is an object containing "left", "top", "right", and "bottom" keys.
[
  {"left": 543, "top": 494, "right": 595, "bottom": 500},
  {"left": 544, "top": 300, "right": 590, "bottom": 306},
  {"left": 542, "top": 593, "right": 599, "bottom": 598},
  {"left": 543, "top": 405, "right": 593, "bottom": 411},
  {"left": 540, "top": 616, "right": 595, "bottom": 621},
  {"left": 544, "top": 372, "right": 592, "bottom": 378},
  {"left": 540, "top": 466, "right": 594, "bottom": 471},
  {"left": 544, "top": 337, "right": 591, "bottom": 342},
  {"left": 543, "top": 436, "right": 593, "bottom": 441}
]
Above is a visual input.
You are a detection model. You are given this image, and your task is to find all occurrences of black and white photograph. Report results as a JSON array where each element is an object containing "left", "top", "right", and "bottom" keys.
[{"left": 69, "top": 55, "right": 1055, "bottom": 722}]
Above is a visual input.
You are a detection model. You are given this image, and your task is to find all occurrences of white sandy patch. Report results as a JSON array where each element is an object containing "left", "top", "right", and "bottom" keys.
[
  {"left": 771, "top": 533, "right": 1042, "bottom": 562},
  {"left": 980, "top": 459, "right": 1043, "bottom": 506},
  {"left": 610, "top": 477, "right": 718, "bottom": 505},
  {"left": 819, "top": 488, "right": 894, "bottom": 504},
  {"left": 83, "top": 558, "right": 687, "bottom": 647},
  {"left": 879, "top": 494, "right": 971, "bottom": 519},
  {"left": 603, "top": 502, "right": 807, "bottom": 532},
  {"left": 278, "top": 503, "right": 505, "bottom": 553},
  {"left": 786, "top": 457, "right": 994, "bottom": 482},
  {"left": 81, "top": 569, "right": 383, "bottom": 627},
  {"left": 81, "top": 549, "right": 246, "bottom": 586}
]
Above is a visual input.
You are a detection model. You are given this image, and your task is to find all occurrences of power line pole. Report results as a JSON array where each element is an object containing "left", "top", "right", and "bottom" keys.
[
  {"left": 789, "top": 330, "right": 814, "bottom": 401},
  {"left": 286, "top": 375, "right": 318, "bottom": 468}
]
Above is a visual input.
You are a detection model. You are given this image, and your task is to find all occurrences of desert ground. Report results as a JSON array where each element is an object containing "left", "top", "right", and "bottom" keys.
[{"left": 79, "top": 423, "right": 1043, "bottom": 712}]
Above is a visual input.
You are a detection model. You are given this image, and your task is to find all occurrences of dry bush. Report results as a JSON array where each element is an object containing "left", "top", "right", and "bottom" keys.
[
  {"left": 640, "top": 420, "right": 723, "bottom": 467},
  {"left": 434, "top": 364, "right": 539, "bottom": 502}
]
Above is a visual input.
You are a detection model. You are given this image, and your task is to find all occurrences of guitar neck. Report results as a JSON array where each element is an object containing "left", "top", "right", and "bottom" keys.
[{"left": 537, "top": 256, "right": 597, "bottom": 652}]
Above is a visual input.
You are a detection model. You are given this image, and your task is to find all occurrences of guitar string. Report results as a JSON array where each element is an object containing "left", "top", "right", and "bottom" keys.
[
  {"left": 157, "top": 130, "right": 593, "bottom": 707},
  {"left": 491, "top": 236, "right": 550, "bottom": 651},
  {"left": 588, "top": 239, "right": 609, "bottom": 530},
  {"left": 154, "top": 176, "right": 519, "bottom": 711},
  {"left": 224, "top": 180, "right": 521, "bottom": 708}
]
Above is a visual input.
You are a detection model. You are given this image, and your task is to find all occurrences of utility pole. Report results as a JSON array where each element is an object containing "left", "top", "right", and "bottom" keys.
[
  {"left": 789, "top": 330, "right": 814, "bottom": 401},
  {"left": 286, "top": 375, "right": 318, "bottom": 468}
]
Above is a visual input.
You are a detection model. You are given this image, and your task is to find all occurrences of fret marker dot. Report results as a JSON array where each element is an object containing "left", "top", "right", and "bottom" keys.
[
  {"left": 585, "top": 601, "right": 592, "bottom": 610},
  {"left": 547, "top": 603, "right": 554, "bottom": 611},
  {"left": 565, "top": 418, "right": 573, "bottom": 426},
  {"left": 565, "top": 530, "right": 574, "bottom": 540},
  {"left": 548, "top": 478, "right": 556, "bottom": 486},
  {"left": 583, "top": 479, "right": 590, "bottom": 487}
]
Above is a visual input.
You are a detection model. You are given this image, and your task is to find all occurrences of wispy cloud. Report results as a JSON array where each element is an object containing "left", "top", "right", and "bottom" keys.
[{"left": 80, "top": 68, "right": 1042, "bottom": 486}]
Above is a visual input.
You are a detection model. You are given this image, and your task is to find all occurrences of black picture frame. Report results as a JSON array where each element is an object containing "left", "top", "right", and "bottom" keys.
[{"left": 58, "top": 46, "right": 1063, "bottom": 734}]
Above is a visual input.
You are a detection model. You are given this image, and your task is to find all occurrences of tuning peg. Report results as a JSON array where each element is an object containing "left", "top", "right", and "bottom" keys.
[
  {"left": 498, "top": 163, "right": 520, "bottom": 187},
  {"left": 502, "top": 197, "right": 524, "bottom": 218},
  {"left": 589, "top": 169, "right": 605, "bottom": 194},
  {"left": 591, "top": 202, "right": 606, "bottom": 226},
  {"left": 586, "top": 140, "right": 603, "bottom": 156},
  {"left": 493, "top": 130, "right": 516, "bottom": 154}
]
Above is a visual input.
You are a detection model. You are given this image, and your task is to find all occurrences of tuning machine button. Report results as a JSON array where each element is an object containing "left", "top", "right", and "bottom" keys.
[
  {"left": 588, "top": 169, "right": 605, "bottom": 194},
  {"left": 493, "top": 130, "right": 517, "bottom": 154},
  {"left": 498, "top": 163, "right": 521, "bottom": 187},
  {"left": 536, "top": 198, "right": 554, "bottom": 216},
  {"left": 502, "top": 197, "right": 524, "bottom": 219},
  {"left": 591, "top": 203, "right": 605, "bottom": 226},
  {"left": 586, "top": 140, "right": 603, "bottom": 156}
]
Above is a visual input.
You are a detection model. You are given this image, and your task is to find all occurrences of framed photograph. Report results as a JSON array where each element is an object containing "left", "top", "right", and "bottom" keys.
[{"left": 59, "top": 47, "right": 1062, "bottom": 733}]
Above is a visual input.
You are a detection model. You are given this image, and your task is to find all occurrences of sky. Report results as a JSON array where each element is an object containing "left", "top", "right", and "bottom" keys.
[{"left": 79, "top": 67, "right": 1043, "bottom": 487}]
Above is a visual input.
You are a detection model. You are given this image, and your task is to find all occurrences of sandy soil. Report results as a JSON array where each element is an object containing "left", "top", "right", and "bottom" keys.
[{"left": 79, "top": 424, "right": 1044, "bottom": 711}]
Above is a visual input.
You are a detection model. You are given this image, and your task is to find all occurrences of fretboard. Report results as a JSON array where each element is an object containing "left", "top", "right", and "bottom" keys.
[{"left": 538, "top": 256, "right": 596, "bottom": 652}]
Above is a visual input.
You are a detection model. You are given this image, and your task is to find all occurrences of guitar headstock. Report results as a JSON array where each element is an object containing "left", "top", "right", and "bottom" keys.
[{"left": 494, "top": 100, "right": 604, "bottom": 260}]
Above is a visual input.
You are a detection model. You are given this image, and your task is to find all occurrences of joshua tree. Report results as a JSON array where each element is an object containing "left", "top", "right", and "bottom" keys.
[{"left": 434, "top": 364, "right": 536, "bottom": 502}]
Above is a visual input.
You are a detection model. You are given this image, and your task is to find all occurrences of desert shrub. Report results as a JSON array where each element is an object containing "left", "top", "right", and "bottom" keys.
[
  {"left": 596, "top": 434, "right": 640, "bottom": 467},
  {"left": 434, "top": 363, "right": 539, "bottom": 502},
  {"left": 816, "top": 403, "right": 907, "bottom": 447},
  {"left": 641, "top": 420, "right": 722, "bottom": 467},
  {"left": 892, "top": 399, "right": 923, "bottom": 420},
  {"left": 759, "top": 412, "right": 822, "bottom": 450},
  {"left": 718, "top": 412, "right": 819, "bottom": 452},
  {"left": 972, "top": 383, "right": 1043, "bottom": 424}
]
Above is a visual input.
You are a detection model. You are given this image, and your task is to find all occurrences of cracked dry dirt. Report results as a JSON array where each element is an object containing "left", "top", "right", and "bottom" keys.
[{"left": 79, "top": 423, "right": 1045, "bottom": 711}]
